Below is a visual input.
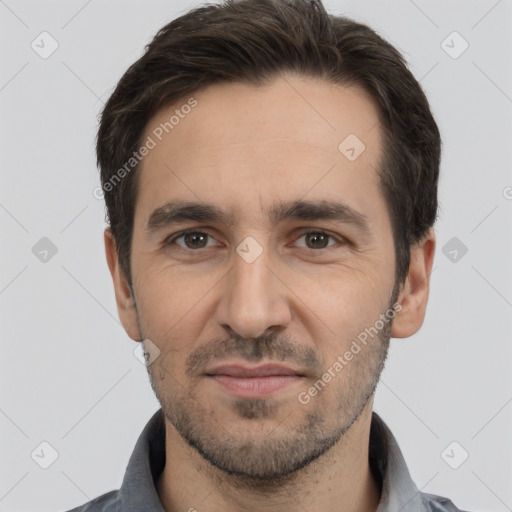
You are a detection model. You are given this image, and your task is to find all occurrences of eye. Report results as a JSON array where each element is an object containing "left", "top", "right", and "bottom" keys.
[
  {"left": 166, "top": 229, "right": 219, "bottom": 250},
  {"left": 165, "top": 228, "right": 346, "bottom": 252},
  {"left": 293, "top": 230, "right": 343, "bottom": 250}
]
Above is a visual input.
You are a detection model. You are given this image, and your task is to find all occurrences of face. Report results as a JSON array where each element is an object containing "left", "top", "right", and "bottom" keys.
[{"left": 115, "top": 75, "right": 403, "bottom": 480}]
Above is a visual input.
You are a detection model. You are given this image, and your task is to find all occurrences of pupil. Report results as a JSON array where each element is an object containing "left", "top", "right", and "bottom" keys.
[
  {"left": 185, "top": 232, "right": 207, "bottom": 248},
  {"left": 307, "top": 233, "right": 327, "bottom": 248}
]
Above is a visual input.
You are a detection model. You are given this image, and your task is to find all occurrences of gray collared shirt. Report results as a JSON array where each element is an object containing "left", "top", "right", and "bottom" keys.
[{"left": 66, "top": 409, "right": 467, "bottom": 512}]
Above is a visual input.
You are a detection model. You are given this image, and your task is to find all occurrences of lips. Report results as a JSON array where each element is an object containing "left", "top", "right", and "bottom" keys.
[
  {"left": 205, "top": 363, "right": 304, "bottom": 378},
  {"left": 204, "top": 363, "right": 305, "bottom": 397}
]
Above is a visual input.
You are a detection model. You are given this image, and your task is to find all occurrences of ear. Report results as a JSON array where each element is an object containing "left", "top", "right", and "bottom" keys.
[
  {"left": 390, "top": 228, "right": 436, "bottom": 338},
  {"left": 104, "top": 228, "right": 142, "bottom": 341}
]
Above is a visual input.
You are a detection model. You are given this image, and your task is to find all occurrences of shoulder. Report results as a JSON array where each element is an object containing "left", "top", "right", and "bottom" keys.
[
  {"left": 64, "top": 489, "right": 120, "bottom": 512},
  {"left": 421, "top": 491, "right": 471, "bottom": 512}
]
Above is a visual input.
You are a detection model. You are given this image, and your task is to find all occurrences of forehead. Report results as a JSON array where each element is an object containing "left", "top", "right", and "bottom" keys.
[{"left": 135, "top": 75, "right": 384, "bottom": 226}]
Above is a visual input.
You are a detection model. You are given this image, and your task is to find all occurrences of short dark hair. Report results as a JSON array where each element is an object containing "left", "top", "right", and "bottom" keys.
[{"left": 97, "top": 0, "right": 441, "bottom": 287}]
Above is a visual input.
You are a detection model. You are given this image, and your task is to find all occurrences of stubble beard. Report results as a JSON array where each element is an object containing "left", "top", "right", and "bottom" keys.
[{"left": 140, "top": 295, "right": 396, "bottom": 490}]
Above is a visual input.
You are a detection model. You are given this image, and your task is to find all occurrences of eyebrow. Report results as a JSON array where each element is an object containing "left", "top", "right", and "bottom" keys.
[{"left": 145, "top": 199, "right": 371, "bottom": 236}]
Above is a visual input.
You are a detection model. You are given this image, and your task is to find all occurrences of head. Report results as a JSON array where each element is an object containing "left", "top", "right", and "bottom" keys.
[{"left": 101, "top": 0, "right": 439, "bottom": 484}]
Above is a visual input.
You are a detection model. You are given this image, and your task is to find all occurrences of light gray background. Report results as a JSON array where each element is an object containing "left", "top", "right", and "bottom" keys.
[{"left": 1, "top": 1, "right": 511, "bottom": 511}]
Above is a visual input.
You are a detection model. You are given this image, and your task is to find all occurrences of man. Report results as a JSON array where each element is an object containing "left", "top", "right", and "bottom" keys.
[{"left": 67, "top": 0, "right": 469, "bottom": 510}]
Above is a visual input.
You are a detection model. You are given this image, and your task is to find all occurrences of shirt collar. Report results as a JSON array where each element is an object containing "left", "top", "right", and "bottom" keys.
[
  {"left": 119, "top": 408, "right": 166, "bottom": 511},
  {"left": 370, "top": 411, "right": 424, "bottom": 511},
  {"left": 118, "top": 408, "right": 423, "bottom": 511}
]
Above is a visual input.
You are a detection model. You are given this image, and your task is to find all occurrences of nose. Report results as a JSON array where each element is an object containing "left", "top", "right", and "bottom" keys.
[{"left": 215, "top": 245, "right": 292, "bottom": 340}]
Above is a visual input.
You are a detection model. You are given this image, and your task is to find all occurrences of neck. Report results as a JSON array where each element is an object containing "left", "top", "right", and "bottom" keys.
[{"left": 156, "top": 403, "right": 381, "bottom": 512}]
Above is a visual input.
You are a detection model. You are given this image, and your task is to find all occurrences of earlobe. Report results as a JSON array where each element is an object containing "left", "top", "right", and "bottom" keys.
[
  {"left": 390, "top": 228, "right": 436, "bottom": 339},
  {"left": 104, "top": 228, "right": 142, "bottom": 341}
]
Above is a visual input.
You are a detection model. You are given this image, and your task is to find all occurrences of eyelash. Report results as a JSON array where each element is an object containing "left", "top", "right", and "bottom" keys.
[{"left": 165, "top": 228, "right": 347, "bottom": 251}]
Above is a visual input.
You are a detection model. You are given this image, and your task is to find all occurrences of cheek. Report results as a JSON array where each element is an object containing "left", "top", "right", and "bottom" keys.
[
  {"left": 289, "top": 262, "right": 392, "bottom": 352},
  {"left": 296, "top": 256, "right": 389, "bottom": 310},
  {"left": 133, "top": 262, "right": 220, "bottom": 352}
]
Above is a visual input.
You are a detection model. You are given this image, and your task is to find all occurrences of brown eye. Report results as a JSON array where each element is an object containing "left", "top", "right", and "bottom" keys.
[
  {"left": 305, "top": 232, "right": 330, "bottom": 249},
  {"left": 183, "top": 232, "right": 209, "bottom": 249},
  {"left": 168, "top": 230, "right": 217, "bottom": 250},
  {"left": 294, "top": 231, "right": 339, "bottom": 250}
]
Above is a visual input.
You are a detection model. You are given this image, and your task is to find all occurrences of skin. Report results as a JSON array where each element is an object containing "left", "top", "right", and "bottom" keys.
[{"left": 105, "top": 73, "right": 435, "bottom": 512}]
